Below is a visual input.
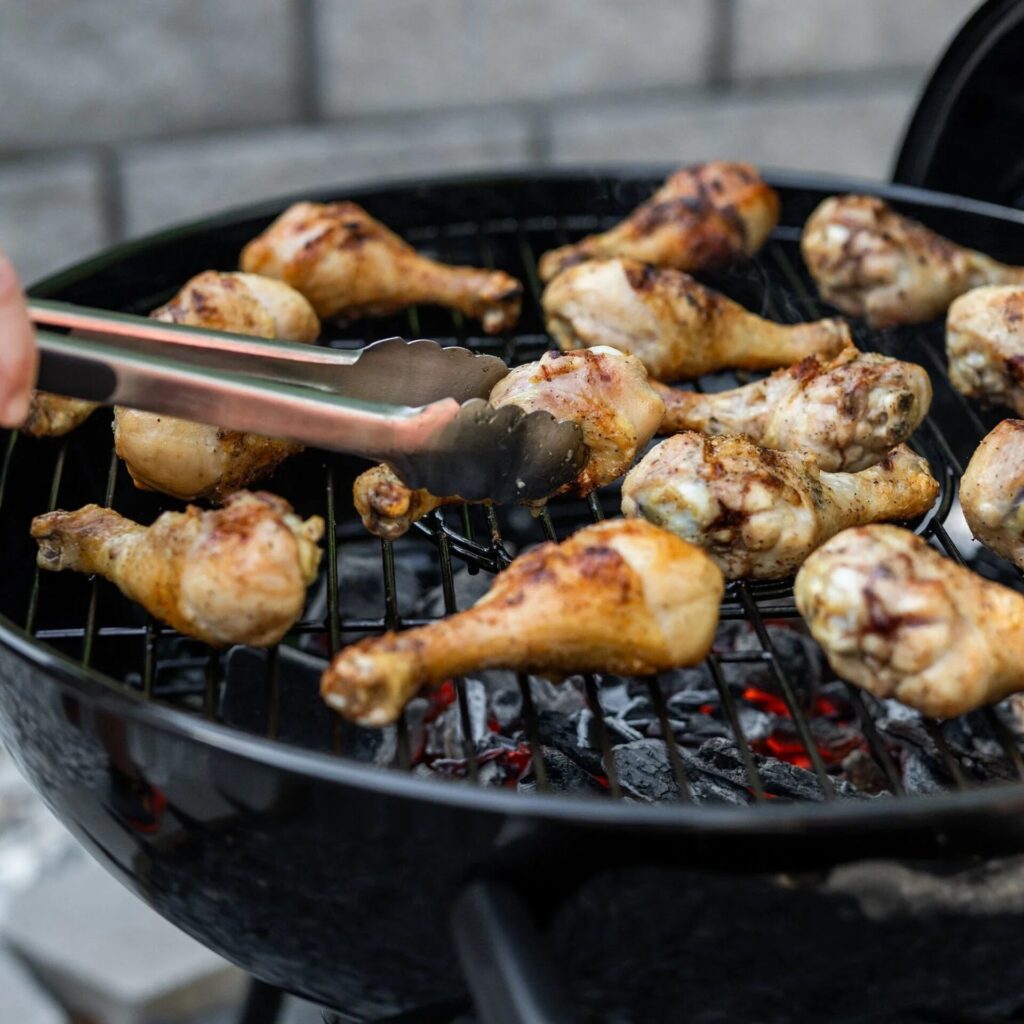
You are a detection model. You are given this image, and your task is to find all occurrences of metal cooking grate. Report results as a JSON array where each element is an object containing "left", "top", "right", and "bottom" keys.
[{"left": 8, "top": 179, "right": 1024, "bottom": 808}]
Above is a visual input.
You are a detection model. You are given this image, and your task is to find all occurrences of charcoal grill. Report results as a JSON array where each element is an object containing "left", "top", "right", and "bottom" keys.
[{"left": 5, "top": 168, "right": 1024, "bottom": 1024}]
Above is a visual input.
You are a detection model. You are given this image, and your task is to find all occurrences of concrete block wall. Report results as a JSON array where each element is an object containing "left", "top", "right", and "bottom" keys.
[{"left": 0, "top": 0, "right": 978, "bottom": 283}]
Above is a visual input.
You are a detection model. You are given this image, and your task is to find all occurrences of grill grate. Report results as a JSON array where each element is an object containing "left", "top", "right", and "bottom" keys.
[{"left": 10, "top": 179, "right": 1024, "bottom": 810}]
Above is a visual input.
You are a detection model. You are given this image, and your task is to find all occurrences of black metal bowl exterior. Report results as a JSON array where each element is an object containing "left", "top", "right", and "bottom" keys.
[{"left": 5, "top": 170, "right": 1024, "bottom": 1014}]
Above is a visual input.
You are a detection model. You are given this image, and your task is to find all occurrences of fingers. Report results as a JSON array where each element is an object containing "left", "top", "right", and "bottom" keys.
[{"left": 0, "top": 251, "right": 38, "bottom": 427}]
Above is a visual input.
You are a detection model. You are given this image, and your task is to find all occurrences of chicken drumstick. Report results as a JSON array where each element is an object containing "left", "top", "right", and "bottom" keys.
[
  {"left": 961, "top": 419, "right": 1024, "bottom": 571},
  {"left": 802, "top": 195, "right": 1024, "bottom": 327},
  {"left": 622, "top": 433, "right": 938, "bottom": 579},
  {"left": 538, "top": 163, "right": 779, "bottom": 282},
  {"left": 795, "top": 525, "right": 1024, "bottom": 718},
  {"left": 352, "top": 347, "right": 665, "bottom": 539},
  {"left": 947, "top": 285, "right": 1024, "bottom": 414},
  {"left": 656, "top": 347, "right": 932, "bottom": 472},
  {"left": 240, "top": 201, "right": 522, "bottom": 334},
  {"left": 542, "top": 258, "right": 850, "bottom": 381},
  {"left": 321, "top": 518, "right": 723, "bottom": 726},
  {"left": 32, "top": 491, "right": 323, "bottom": 647}
]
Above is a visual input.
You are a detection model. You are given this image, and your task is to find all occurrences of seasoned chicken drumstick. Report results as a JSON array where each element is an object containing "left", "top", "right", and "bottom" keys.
[
  {"left": 802, "top": 195, "right": 1024, "bottom": 326},
  {"left": 656, "top": 347, "right": 932, "bottom": 472},
  {"left": 31, "top": 491, "right": 323, "bottom": 647},
  {"left": 947, "top": 285, "right": 1024, "bottom": 414},
  {"left": 113, "top": 271, "right": 320, "bottom": 501},
  {"left": 961, "top": 419, "right": 1024, "bottom": 570},
  {"left": 538, "top": 163, "right": 779, "bottom": 282},
  {"left": 352, "top": 347, "right": 665, "bottom": 539},
  {"left": 622, "top": 434, "right": 938, "bottom": 579},
  {"left": 240, "top": 201, "right": 522, "bottom": 334},
  {"left": 542, "top": 258, "right": 850, "bottom": 381},
  {"left": 321, "top": 518, "right": 723, "bottom": 726},
  {"left": 795, "top": 525, "right": 1024, "bottom": 718}
]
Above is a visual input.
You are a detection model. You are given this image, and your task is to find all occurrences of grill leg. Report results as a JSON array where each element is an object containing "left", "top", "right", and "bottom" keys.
[
  {"left": 236, "top": 978, "right": 285, "bottom": 1024},
  {"left": 452, "top": 878, "right": 575, "bottom": 1024}
]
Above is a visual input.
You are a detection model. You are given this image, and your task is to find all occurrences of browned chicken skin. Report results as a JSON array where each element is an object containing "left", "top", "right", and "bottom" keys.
[
  {"left": 321, "top": 518, "right": 724, "bottom": 726},
  {"left": 802, "top": 195, "right": 1024, "bottom": 327},
  {"left": 31, "top": 491, "right": 323, "bottom": 647},
  {"left": 960, "top": 419, "right": 1024, "bottom": 570},
  {"left": 240, "top": 201, "right": 523, "bottom": 334},
  {"left": 656, "top": 346, "right": 932, "bottom": 472},
  {"left": 538, "top": 162, "right": 780, "bottom": 282},
  {"left": 622, "top": 433, "right": 938, "bottom": 579},
  {"left": 113, "top": 271, "right": 320, "bottom": 501},
  {"left": 351, "top": 347, "right": 665, "bottom": 539},
  {"left": 796, "top": 525, "right": 1024, "bottom": 718},
  {"left": 543, "top": 257, "right": 850, "bottom": 381},
  {"left": 487, "top": 348, "right": 664, "bottom": 496}
]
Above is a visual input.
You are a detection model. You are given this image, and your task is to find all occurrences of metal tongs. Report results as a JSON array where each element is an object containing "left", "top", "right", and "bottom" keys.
[{"left": 29, "top": 300, "right": 586, "bottom": 503}]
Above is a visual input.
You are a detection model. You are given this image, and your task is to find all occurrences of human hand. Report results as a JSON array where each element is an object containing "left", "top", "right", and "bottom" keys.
[{"left": 0, "top": 250, "right": 38, "bottom": 427}]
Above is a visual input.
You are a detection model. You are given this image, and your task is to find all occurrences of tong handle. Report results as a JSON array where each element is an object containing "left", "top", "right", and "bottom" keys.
[
  {"left": 35, "top": 330, "right": 459, "bottom": 459},
  {"left": 30, "top": 298, "right": 363, "bottom": 391},
  {"left": 29, "top": 299, "right": 510, "bottom": 406}
]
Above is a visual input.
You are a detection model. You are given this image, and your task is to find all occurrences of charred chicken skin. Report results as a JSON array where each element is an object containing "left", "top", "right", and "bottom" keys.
[
  {"left": 538, "top": 163, "right": 780, "bottom": 282},
  {"left": 802, "top": 195, "right": 1024, "bottom": 327},
  {"left": 321, "top": 518, "right": 723, "bottom": 726},
  {"left": 947, "top": 285, "right": 1024, "bottom": 414},
  {"left": 543, "top": 257, "right": 850, "bottom": 381},
  {"left": 113, "top": 271, "right": 320, "bottom": 502},
  {"left": 240, "top": 201, "right": 522, "bottom": 334},
  {"left": 352, "top": 464, "right": 460, "bottom": 543},
  {"left": 622, "top": 433, "right": 938, "bottom": 579},
  {"left": 31, "top": 491, "right": 323, "bottom": 648},
  {"left": 656, "top": 346, "right": 931, "bottom": 472},
  {"left": 21, "top": 394, "right": 101, "bottom": 438},
  {"left": 352, "top": 347, "right": 665, "bottom": 539},
  {"left": 961, "top": 419, "right": 1024, "bottom": 570},
  {"left": 795, "top": 525, "right": 1024, "bottom": 718}
]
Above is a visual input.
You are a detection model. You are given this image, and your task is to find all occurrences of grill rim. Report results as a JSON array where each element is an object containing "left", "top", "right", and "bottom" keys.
[{"left": 10, "top": 166, "right": 1024, "bottom": 837}]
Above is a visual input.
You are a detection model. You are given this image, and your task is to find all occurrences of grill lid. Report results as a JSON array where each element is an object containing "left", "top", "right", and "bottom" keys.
[{"left": 895, "top": 0, "right": 1024, "bottom": 206}]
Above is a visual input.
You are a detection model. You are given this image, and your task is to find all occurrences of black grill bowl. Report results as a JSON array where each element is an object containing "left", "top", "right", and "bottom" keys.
[{"left": 6, "top": 170, "right": 1024, "bottom": 1019}]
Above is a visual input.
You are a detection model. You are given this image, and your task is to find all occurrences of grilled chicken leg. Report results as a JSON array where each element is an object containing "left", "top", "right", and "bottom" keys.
[
  {"left": 795, "top": 525, "right": 1024, "bottom": 718},
  {"left": 622, "top": 433, "right": 938, "bottom": 579},
  {"left": 113, "top": 271, "right": 320, "bottom": 501},
  {"left": 947, "top": 285, "right": 1024, "bottom": 414},
  {"left": 240, "top": 201, "right": 523, "bottom": 334},
  {"left": 802, "top": 195, "right": 1024, "bottom": 327},
  {"left": 538, "top": 163, "right": 780, "bottom": 282},
  {"left": 656, "top": 347, "right": 932, "bottom": 472},
  {"left": 542, "top": 257, "right": 850, "bottom": 381},
  {"left": 960, "top": 419, "right": 1024, "bottom": 570},
  {"left": 321, "top": 518, "right": 723, "bottom": 726},
  {"left": 352, "top": 347, "right": 665, "bottom": 539},
  {"left": 31, "top": 491, "right": 323, "bottom": 647}
]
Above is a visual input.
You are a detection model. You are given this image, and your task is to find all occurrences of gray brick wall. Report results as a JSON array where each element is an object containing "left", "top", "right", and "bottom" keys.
[{"left": 0, "top": 0, "right": 979, "bottom": 283}]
